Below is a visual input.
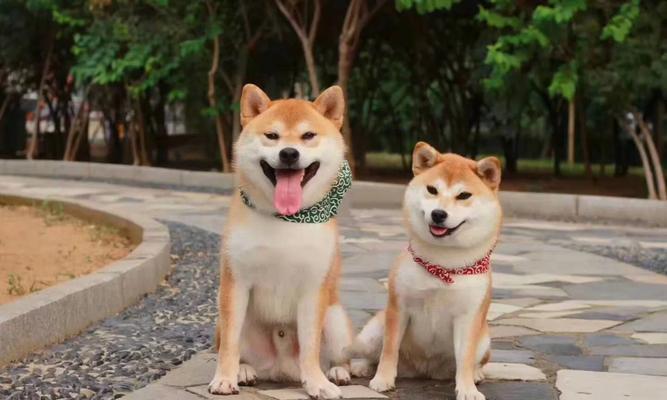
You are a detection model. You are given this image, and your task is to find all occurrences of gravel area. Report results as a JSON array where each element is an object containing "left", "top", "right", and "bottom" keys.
[
  {"left": 0, "top": 221, "right": 220, "bottom": 400},
  {"left": 562, "top": 242, "right": 667, "bottom": 275}
]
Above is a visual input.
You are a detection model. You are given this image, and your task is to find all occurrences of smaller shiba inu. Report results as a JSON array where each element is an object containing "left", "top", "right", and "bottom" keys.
[
  {"left": 208, "top": 84, "right": 359, "bottom": 399},
  {"left": 350, "top": 142, "right": 502, "bottom": 400}
]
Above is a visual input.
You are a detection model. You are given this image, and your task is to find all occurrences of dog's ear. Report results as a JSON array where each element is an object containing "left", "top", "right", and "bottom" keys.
[
  {"left": 477, "top": 157, "right": 502, "bottom": 190},
  {"left": 313, "top": 86, "right": 345, "bottom": 129},
  {"left": 240, "top": 84, "right": 271, "bottom": 126},
  {"left": 412, "top": 141, "right": 439, "bottom": 175}
]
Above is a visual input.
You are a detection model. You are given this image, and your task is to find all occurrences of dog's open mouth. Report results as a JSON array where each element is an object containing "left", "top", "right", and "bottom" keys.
[
  {"left": 260, "top": 160, "right": 320, "bottom": 216},
  {"left": 429, "top": 220, "right": 466, "bottom": 238}
]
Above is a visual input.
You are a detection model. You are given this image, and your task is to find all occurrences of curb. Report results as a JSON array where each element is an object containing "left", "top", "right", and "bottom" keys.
[
  {"left": 1, "top": 159, "right": 667, "bottom": 227},
  {"left": 0, "top": 191, "right": 171, "bottom": 366},
  {"left": 0, "top": 159, "right": 235, "bottom": 191}
]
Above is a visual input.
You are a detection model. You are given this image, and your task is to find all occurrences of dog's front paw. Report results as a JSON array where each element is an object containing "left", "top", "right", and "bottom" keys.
[
  {"left": 327, "top": 366, "right": 351, "bottom": 386},
  {"left": 369, "top": 375, "right": 395, "bottom": 392},
  {"left": 238, "top": 363, "right": 257, "bottom": 386},
  {"left": 456, "top": 387, "right": 486, "bottom": 400},
  {"left": 350, "top": 359, "right": 373, "bottom": 378},
  {"left": 208, "top": 375, "right": 239, "bottom": 395},
  {"left": 303, "top": 376, "right": 342, "bottom": 399}
]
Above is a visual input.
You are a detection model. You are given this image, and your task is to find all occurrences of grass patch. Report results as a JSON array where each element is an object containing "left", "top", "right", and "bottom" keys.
[
  {"left": 88, "top": 224, "right": 123, "bottom": 246},
  {"left": 36, "top": 200, "right": 68, "bottom": 226},
  {"left": 365, "top": 152, "right": 645, "bottom": 177},
  {"left": 7, "top": 274, "right": 25, "bottom": 296}
]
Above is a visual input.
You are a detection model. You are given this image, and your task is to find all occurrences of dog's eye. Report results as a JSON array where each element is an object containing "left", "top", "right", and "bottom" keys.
[
  {"left": 426, "top": 185, "right": 438, "bottom": 195},
  {"left": 302, "top": 132, "right": 316, "bottom": 140},
  {"left": 264, "top": 132, "right": 279, "bottom": 140},
  {"left": 456, "top": 192, "right": 472, "bottom": 200}
]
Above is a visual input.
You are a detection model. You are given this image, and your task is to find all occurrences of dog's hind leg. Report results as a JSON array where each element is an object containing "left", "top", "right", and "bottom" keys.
[
  {"left": 322, "top": 303, "right": 353, "bottom": 385},
  {"left": 347, "top": 310, "right": 385, "bottom": 362}
]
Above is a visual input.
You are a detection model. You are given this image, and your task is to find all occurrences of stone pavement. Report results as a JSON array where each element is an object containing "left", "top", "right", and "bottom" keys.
[{"left": 1, "top": 174, "right": 667, "bottom": 400}]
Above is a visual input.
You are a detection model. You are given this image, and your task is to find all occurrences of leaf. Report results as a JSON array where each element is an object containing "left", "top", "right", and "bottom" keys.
[
  {"left": 601, "top": 0, "right": 640, "bottom": 43},
  {"left": 395, "top": 0, "right": 460, "bottom": 13},
  {"left": 548, "top": 62, "right": 578, "bottom": 100},
  {"left": 477, "top": 6, "right": 520, "bottom": 29}
]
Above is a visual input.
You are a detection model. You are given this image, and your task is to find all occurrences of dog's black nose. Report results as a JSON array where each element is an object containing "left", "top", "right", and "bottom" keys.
[
  {"left": 431, "top": 209, "right": 448, "bottom": 224},
  {"left": 279, "top": 147, "right": 300, "bottom": 165}
]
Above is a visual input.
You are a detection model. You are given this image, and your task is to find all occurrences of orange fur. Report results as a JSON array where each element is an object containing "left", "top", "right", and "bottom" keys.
[{"left": 367, "top": 142, "right": 501, "bottom": 399}]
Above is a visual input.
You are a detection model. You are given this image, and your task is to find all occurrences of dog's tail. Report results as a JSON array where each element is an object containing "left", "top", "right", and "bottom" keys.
[{"left": 345, "top": 311, "right": 385, "bottom": 362}]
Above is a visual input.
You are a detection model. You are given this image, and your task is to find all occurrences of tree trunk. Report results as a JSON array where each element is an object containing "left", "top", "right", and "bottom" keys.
[
  {"left": 337, "top": 57, "right": 355, "bottom": 173},
  {"left": 274, "top": 0, "right": 322, "bottom": 98},
  {"left": 567, "top": 98, "right": 575, "bottom": 165},
  {"left": 209, "top": 41, "right": 231, "bottom": 170},
  {"left": 577, "top": 97, "right": 592, "bottom": 179},
  {"left": 27, "top": 37, "right": 54, "bottom": 160},
  {"left": 636, "top": 113, "right": 666, "bottom": 200},
  {"left": 205, "top": 0, "right": 231, "bottom": 172},
  {"left": 0, "top": 94, "right": 11, "bottom": 128},
  {"left": 135, "top": 97, "right": 151, "bottom": 166},
  {"left": 657, "top": 97, "right": 664, "bottom": 160},
  {"left": 231, "top": 47, "right": 249, "bottom": 142},
  {"left": 72, "top": 106, "right": 91, "bottom": 161},
  {"left": 623, "top": 118, "right": 657, "bottom": 199},
  {"left": 154, "top": 86, "right": 169, "bottom": 165},
  {"left": 302, "top": 41, "right": 320, "bottom": 97},
  {"left": 64, "top": 92, "right": 87, "bottom": 160}
]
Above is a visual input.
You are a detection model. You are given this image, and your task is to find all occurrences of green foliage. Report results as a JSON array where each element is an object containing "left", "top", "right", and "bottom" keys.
[
  {"left": 1, "top": 0, "right": 665, "bottom": 176},
  {"left": 602, "top": 0, "right": 640, "bottom": 42},
  {"left": 532, "top": 0, "right": 587, "bottom": 24},
  {"left": 480, "top": 0, "right": 642, "bottom": 102},
  {"left": 548, "top": 61, "right": 578, "bottom": 100},
  {"left": 71, "top": 0, "right": 215, "bottom": 101},
  {"left": 395, "top": 0, "right": 459, "bottom": 13}
]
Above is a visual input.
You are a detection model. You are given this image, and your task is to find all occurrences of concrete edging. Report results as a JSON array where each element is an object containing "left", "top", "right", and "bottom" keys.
[
  {"left": 0, "top": 191, "right": 171, "bottom": 365},
  {"left": 1, "top": 159, "right": 666, "bottom": 226}
]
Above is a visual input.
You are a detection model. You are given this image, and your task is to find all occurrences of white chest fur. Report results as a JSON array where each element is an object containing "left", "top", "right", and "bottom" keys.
[
  {"left": 396, "top": 257, "right": 489, "bottom": 354},
  {"left": 225, "top": 211, "right": 337, "bottom": 324}
]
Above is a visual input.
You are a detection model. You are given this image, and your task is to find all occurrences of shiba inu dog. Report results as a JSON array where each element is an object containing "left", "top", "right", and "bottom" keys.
[
  {"left": 350, "top": 142, "right": 502, "bottom": 400},
  {"left": 208, "top": 84, "right": 357, "bottom": 399}
]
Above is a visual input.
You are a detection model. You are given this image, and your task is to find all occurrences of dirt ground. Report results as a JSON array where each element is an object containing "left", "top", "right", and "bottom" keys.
[
  {"left": 358, "top": 168, "right": 649, "bottom": 198},
  {"left": 0, "top": 203, "right": 134, "bottom": 305}
]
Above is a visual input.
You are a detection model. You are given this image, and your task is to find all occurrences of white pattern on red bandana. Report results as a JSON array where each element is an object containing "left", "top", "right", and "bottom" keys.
[{"left": 407, "top": 244, "right": 493, "bottom": 284}]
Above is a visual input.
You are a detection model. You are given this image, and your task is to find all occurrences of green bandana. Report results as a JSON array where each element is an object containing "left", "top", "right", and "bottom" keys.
[{"left": 239, "top": 160, "right": 352, "bottom": 223}]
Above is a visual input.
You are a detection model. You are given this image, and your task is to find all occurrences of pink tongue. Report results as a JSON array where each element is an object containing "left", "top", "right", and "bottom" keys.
[{"left": 274, "top": 169, "right": 305, "bottom": 215}]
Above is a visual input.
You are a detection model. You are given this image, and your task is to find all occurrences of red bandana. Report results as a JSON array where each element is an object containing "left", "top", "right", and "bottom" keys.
[{"left": 407, "top": 244, "right": 493, "bottom": 284}]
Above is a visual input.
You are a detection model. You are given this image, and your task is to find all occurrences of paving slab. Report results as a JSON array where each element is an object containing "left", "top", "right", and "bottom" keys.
[
  {"left": 480, "top": 382, "right": 558, "bottom": 400},
  {"left": 519, "top": 335, "right": 582, "bottom": 356},
  {"left": 496, "top": 318, "right": 622, "bottom": 333},
  {"left": 546, "top": 355, "right": 605, "bottom": 372},
  {"left": 556, "top": 369, "right": 667, "bottom": 400},
  {"left": 188, "top": 385, "right": 262, "bottom": 399},
  {"left": 632, "top": 332, "right": 667, "bottom": 344},
  {"left": 159, "top": 351, "right": 216, "bottom": 387},
  {"left": 482, "top": 363, "right": 546, "bottom": 381},
  {"left": 490, "top": 349, "right": 536, "bottom": 365},
  {"left": 122, "top": 383, "right": 204, "bottom": 400},
  {"left": 257, "top": 385, "right": 387, "bottom": 400},
  {"left": 608, "top": 357, "right": 667, "bottom": 376},
  {"left": 2, "top": 173, "right": 667, "bottom": 400}
]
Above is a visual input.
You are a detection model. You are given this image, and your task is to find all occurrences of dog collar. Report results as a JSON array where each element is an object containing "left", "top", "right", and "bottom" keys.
[
  {"left": 407, "top": 243, "right": 493, "bottom": 284},
  {"left": 239, "top": 160, "right": 352, "bottom": 223}
]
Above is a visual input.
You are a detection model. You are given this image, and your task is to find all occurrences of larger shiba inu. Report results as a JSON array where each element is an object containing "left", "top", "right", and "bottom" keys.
[
  {"left": 350, "top": 142, "right": 502, "bottom": 400},
  {"left": 208, "top": 84, "right": 357, "bottom": 399}
]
